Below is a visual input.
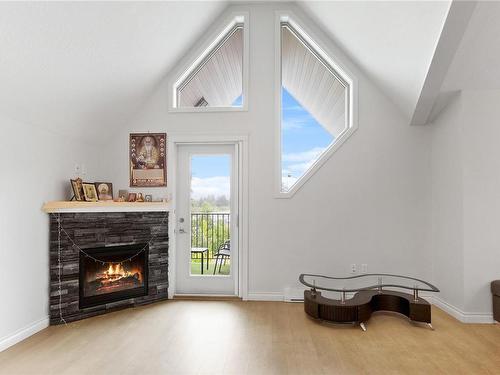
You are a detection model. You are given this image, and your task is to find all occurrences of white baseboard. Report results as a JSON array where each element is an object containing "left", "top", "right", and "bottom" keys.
[
  {"left": 429, "top": 296, "right": 495, "bottom": 324},
  {"left": 0, "top": 316, "right": 49, "bottom": 353},
  {"left": 249, "top": 291, "right": 495, "bottom": 323},
  {"left": 247, "top": 292, "right": 284, "bottom": 301}
]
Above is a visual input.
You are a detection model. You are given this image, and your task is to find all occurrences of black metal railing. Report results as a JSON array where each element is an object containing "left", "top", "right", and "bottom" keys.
[{"left": 191, "top": 212, "right": 230, "bottom": 263}]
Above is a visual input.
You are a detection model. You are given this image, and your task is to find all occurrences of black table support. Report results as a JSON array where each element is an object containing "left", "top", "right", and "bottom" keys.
[{"left": 304, "top": 289, "right": 432, "bottom": 331}]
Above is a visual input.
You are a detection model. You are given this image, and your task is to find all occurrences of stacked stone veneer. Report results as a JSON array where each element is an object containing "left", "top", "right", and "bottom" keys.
[{"left": 49, "top": 211, "right": 168, "bottom": 325}]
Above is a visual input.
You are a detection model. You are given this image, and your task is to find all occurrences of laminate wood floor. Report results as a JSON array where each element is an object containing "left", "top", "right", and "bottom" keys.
[{"left": 0, "top": 301, "right": 499, "bottom": 375}]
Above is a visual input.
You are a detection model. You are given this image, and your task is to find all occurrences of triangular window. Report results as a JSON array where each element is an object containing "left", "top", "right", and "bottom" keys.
[{"left": 174, "top": 20, "right": 244, "bottom": 109}]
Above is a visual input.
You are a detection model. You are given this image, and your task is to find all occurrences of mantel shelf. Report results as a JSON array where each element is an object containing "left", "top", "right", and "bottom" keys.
[{"left": 42, "top": 201, "right": 171, "bottom": 213}]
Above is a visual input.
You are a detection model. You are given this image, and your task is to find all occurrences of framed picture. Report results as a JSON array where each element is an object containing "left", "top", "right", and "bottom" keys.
[
  {"left": 145, "top": 194, "right": 152, "bottom": 202},
  {"left": 118, "top": 189, "right": 128, "bottom": 200},
  {"left": 127, "top": 193, "right": 137, "bottom": 202},
  {"left": 70, "top": 178, "right": 84, "bottom": 201},
  {"left": 82, "top": 183, "right": 98, "bottom": 202},
  {"left": 95, "top": 182, "right": 113, "bottom": 201},
  {"left": 129, "top": 133, "right": 167, "bottom": 187}
]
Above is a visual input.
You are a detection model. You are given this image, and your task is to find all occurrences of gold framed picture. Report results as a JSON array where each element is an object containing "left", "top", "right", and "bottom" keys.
[
  {"left": 95, "top": 182, "right": 113, "bottom": 201},
  {"left": 82, "top": 183, "right": 98, "bottom": 202},
  {"left": 70, "top": 178, "right": 84, "bottom": 201},
  {"left": 129, "top": 133, "right": 167, "bottom": 187}
]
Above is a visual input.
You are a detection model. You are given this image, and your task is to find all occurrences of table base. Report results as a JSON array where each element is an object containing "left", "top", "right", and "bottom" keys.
[{"left": 304, "top": 289, "right": 432, "bottom": 331}]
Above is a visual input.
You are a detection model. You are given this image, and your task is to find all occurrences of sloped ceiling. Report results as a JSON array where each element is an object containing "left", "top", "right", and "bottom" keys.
[
  {"left": 178, "top": 27, "right": 243, "bottom": 108},
  {"left": 441, "top": 2, "right": 500, "bottom": 91},
  {"left": 298, "top": 1, "right": 450, "bottom": 120},
  {"left": 0, "top": 1, "right": 452, "bottom": 143},
  {"left": 0, "top": 1, "right": 227, "bottom": 143},
  {"left": 281, "top": 25, "right": 347, "bottom": 138}
]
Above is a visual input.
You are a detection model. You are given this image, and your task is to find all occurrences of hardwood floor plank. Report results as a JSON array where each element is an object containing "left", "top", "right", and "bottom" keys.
[{"left": 0, "top": 301, "right": 498, "bottom": 375}]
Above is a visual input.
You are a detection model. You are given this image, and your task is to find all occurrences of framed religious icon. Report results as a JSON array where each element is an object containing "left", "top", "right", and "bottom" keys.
[
  {"left": 94, "top": 182, "right": 113, "bottom": 201},
  {"left": 70, "top": 178, "right": 84, "bottom": 201},
  {"left": 129, "top": 133, "right": 167, "bottom": 187},
  {"left": 82, "top": 183, "right": 98, "bottom": 202},
  {"left": 118, "top": 189, "right": 128, "bottom": 201}
]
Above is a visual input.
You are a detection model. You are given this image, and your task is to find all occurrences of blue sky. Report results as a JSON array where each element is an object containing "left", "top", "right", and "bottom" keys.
[
  {"left": 281, "top": 88, "right": 333, "bottom": 181},
  {"left": 232, "top": 94, "right": 243, "bottom": 107},
  {"left": 190, "top": 88, "right": 332, "bottom": 197},
  {"left": 191, "top": 155, "right": 230, "bottom": 179},
  {"left": 191, "top": 155, "right": 231, "bottom": 199}
]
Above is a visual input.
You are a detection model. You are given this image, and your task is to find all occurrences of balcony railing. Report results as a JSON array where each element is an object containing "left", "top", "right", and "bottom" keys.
[{"left": 191, "top": 212, "right": 230, "bottom": 264}]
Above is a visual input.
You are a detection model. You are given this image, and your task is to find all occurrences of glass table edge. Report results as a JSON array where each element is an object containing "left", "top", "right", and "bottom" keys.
[{"left": 299, "top": 273, "right": 440, "bottom": 293}]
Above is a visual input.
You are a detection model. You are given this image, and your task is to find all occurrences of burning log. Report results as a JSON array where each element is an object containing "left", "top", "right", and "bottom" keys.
[{"left": 84, "top": 263, "right": 144, "bottom": 295}]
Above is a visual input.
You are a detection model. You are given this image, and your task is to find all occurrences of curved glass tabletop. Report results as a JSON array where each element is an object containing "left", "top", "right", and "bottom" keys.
[{"left": 299, "top": 273, "right": 439, "bottom": 293}]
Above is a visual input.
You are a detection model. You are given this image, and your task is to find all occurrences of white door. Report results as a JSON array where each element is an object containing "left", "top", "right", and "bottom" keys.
[{"left": 175, "top": 144, "right": 239, "bottom": 295}]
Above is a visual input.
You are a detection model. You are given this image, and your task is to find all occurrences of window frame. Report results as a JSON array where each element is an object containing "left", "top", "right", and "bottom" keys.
[
  {"left": 275, "top": 11, "right": 358, "bottom": 198},
  {"left": 169, "top": 12, "right": 249, "bottom": 113}
]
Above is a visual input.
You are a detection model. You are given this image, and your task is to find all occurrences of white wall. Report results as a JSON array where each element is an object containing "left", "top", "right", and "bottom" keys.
[
  {"left": 0, "top": 114, "right": 102, "bottom": 350},
  {"left": 431, "top": 89, "right": 500, "bottom": 320},
  {"left": 430, "top": 93, "right": 465, "bottom": 310},
  {"left": 461, "top": 90, "right": 500, "bottom": 314},
  {"left": 104, "top": 4, "right": 433, "bottom": 298}
]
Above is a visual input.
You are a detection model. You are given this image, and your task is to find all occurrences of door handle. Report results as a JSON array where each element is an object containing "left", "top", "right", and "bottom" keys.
[{"left": 178, "top": 228, "right": 186, "bottom": 234}]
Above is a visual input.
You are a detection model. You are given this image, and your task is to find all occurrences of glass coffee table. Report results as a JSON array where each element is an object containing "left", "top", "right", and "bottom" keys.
[{"left": 299, "top": 273, "right": 439, "bottom": 331}]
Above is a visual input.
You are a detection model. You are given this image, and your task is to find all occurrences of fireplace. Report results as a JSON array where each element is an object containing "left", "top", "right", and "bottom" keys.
[
  {"left": 79, "top": 244, "right": 149, "bottom": 309},
  {"left": 49, "top": 212, "right": 168, "bottom": 324}
]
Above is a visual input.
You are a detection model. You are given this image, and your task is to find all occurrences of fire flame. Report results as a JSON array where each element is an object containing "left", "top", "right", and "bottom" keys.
[
  {"left": 107, "top": 263, "right": 125, "bottom": 277},
  {"left": 96, "top": 263, "right": 142, "bottom": 284}
]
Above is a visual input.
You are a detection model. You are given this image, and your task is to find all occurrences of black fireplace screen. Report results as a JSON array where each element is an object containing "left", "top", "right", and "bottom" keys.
[{"left": 79, "top": 244, "right": 148, "bottom": 308}]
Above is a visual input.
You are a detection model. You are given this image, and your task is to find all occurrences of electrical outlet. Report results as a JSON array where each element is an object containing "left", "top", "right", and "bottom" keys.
[
  {"left": 361, "top": 264, "right": 368, "bottom": 273},
  {"left": 350, "top": 264, "right": 357, "bottom": 274}
]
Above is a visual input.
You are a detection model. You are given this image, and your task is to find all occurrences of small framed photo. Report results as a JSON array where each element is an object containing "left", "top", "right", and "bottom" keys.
[
  {"left": 70, "top": 178, "right": 84, "bottom": 201},
  {"left": 127, "top": 193, "right": 137, "bottom": 202},
  {"left": 118, "top": 190, "right": 128, "bottom": 200},
  {"left": 82, "top": 183, "right": 98, "bottom": 202},
  {"left": 95, "top": 182, "right": 113, "bottom": 201},
  {"left": 145, "top": 194, "right": 152, "bottom": 202}
]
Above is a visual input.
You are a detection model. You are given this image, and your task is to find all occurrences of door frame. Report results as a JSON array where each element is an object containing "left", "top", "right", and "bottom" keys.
[
  {"left": 167, "top": 132, "right": 249, "bottom": 299},
  {"left": 175, "top": 143, "right": 238, "bottom": 295}
]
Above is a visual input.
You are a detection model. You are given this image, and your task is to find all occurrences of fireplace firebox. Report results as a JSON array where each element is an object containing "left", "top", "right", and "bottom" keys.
[{"left": 79, "top": 244, "right": 149, "bottom": 309}]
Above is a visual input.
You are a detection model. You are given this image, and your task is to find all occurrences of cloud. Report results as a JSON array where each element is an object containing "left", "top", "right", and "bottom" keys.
[
  {"left": 282, "top": 105, "right": 303, "bottom": 111},
  {"left": 282, "top": 147, "right": 325, "bottom": 162},
  {"left": 282, "top": 120, "right": 305, "bottom": 131},
  {"left": 287, "top": 161, "right": 315, "bottom": 175},
  {"left": 191, "top": 176, "right": 230, "bottom": 199},
  {"left": 281, "top": 175, "right": 298, "bottom": 191},
  {"left": 281, "top": 113, "right": 314, "bottom": 131},
  {"left": 282, "top": 147, "right": 326, "bottom": 180}
]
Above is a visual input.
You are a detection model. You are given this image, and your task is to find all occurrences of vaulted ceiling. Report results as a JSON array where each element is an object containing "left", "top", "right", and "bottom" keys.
[
  {"left": 299, "top": 1, "right": 450, "bottom": 120},
  {"left": 281, "top": 24, "right": 347, "bottom": 138},
  {"left": 0, "top": 1, "right": 452, "bottom": 143},
  {"left": 441, "top": 2, "right": 500, "bottom": 92},
  {"left": 0, "top": 1, "right": 227, "bottom": 143}
]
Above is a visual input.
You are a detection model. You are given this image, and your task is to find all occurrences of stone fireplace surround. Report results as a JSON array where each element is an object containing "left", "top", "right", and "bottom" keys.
[{"left": 49, "top": 211, "right": 168, "bottom": 325}]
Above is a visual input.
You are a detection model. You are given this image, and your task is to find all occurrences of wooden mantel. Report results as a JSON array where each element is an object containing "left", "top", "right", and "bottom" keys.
[{"left": 42, "top": 201, "right": 171, "bottom": 213}]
